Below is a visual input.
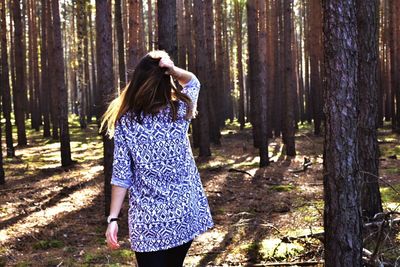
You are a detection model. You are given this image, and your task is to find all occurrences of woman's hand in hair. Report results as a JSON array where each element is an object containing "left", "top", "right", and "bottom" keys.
[
  {"left": 160, "top": 57, "right": 193, "bottom": 86},
  {"left": 159, "top": 56, "right": 175, "bottom": 75}
]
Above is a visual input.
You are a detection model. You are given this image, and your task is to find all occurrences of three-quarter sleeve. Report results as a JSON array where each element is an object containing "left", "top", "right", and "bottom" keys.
[
  {"left": 181, "top": 74, "right": 201, "bottom": 107},
  {"left": 110, "top": 120, "right": 134, "bottom": 189}
]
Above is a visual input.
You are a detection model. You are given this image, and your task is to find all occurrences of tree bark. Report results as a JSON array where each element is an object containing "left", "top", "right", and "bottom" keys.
[
  {"left": 308, "top": 0, "right": 323, "bottom": 135},
  {"left": 256, "top": 0, "right": 269, "bottom": 167},
  {"left": 247, "top": 0, "right": 259, "bottom": 148},
  {"left": 51, "top": 0, "right": 73, "bottom": 167},
  {"left": 1, "top": 0, "right": 15, "bottom": 158},
  {"left": 157, "top": 0, "right": 177, "bottom": 62},
  {"left": 40, "top": 0, "right": 51, "bottom": 137},
  {"left": 47, "top": 0, "right": 60, "bottom": 140},
  {"left": 282, "top": 0, "right": 296, "bottom": 156},
  {"left": 193, "top": 0, "right": 211, "bottom": 157},
  {"left": 96, "top": 0, "right": 115, "bottom": 216},
  {"left": 12, "top": 0, "right": 27, "bottom": 146},
  {"left": 356, "top": 0, "right": 383, "bottom": 220},
  {"left": 128, "top": 0, "right": 140, "bottom": 72},
  {"left": 234, "top": 0, "right": 245, "bottom": 130},
  {"left": 115, "top": 0, "right": 126, "bottom": 88},
  {"left": 322, "top": 0, "right": 363, "bottom": 265}
]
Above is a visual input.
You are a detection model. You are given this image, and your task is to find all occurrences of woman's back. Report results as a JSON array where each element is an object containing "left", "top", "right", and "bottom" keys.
[{"left": 110, "top": 75, "right": 214, "bottom": 252}]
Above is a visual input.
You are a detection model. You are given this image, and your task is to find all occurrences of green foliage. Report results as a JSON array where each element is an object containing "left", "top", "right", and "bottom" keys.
[{"left": 33, "top": 239, "right": 64, "bottom": 250}]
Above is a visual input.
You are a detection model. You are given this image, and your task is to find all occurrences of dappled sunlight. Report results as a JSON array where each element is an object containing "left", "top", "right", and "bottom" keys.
[{"left": 0, "top": 170, "right": 102, "bottom": 245}]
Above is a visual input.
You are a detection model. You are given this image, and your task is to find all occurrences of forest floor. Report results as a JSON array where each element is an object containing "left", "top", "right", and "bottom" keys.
[{"left": 0, "top": 116, "right": 400, "bottom": 267}]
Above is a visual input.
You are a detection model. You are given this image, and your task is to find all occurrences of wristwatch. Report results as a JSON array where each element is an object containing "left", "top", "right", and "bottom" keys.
[{"left": 107, "top": 215, "right": 119, "bottom": 224}]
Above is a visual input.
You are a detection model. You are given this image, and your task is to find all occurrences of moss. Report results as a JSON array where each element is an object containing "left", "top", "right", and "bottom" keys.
[
  {"left": 260, "top": 238, "right": 304, "bottom": 260},
  {"left": 15, "top": 261, "right": 31, "bottom": 267},
  {"left": 380, "top": 184, "right": 400, "bottom": 203},
  {"left": 83, "top": 252, "right": 105, "bottom": 264},
  {"left": 111, "top": 249, "right": 135, "bottom": 261},
  {"left": 33, "top": 239, "right": 64, "bottom": 250},
  {"left": 269, "top": 184, "right": 296, "bottom": 192}
]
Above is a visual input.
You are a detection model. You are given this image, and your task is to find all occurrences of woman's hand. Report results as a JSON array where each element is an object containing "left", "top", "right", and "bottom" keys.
[
  {"left": 105, "top": 221, "right": 120, "bottom": 250},
  {"left": 159, "top": 56, "right": 175, "bottom": 75}
]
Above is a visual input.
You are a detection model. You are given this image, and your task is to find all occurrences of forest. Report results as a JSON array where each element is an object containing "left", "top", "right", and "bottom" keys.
[{"left": 0, "top": 0, "right": 400, "bottom": 266}]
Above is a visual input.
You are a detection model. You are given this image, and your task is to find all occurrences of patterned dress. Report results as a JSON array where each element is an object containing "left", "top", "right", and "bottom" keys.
[{"left": 111, "top": 75, "right": 214, "bottom": 252}]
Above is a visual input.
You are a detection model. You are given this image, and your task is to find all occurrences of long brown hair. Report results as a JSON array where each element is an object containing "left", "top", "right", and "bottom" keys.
[{"left": 99, "top": 50, "right": 193, "bottom": 138}]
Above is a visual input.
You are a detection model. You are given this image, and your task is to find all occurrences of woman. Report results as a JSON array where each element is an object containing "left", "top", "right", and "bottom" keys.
[{"left": 100, "top": 50, "right": 214, "bottom": 267}]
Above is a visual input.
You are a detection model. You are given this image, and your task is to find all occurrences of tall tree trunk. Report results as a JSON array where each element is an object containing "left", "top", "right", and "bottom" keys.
[
  {"left": 157, "top": 0, "right": 177, "bottom": 62},
  {"left": 193, "top": 0, "right": 211, "bottom": 157},
  {"left": 29, "top": 0, "right": 40, "bottom": 131},
  {"left": 77, "top": 0, "right": 87, "bottom": 129},
  {"left": 215, "top": 0, "right": 225, "bottom": 127},
  {"left": 1, "top": 0, "right": 15, "bottom": 158},
  {"left": 394, "top": 0, "right": 400, "bottom": 132},
  {"left": 308, "top": 0, "right": 323, "bottom": 135},
  {"left": 40, "top": 0, "right": 51, "bottom": 137},
  {"left": 12, "top": 0, "right": 27, "bottom": 146},
  {"left": 322, "top": 0, "right": 363, "bottom": 265},
  {"left": 96, "top": 0, "right": 115, "bottom": 216},
  {"left": 88, "top": 5, "right": 98, "bottom": 122},
  {"left": 147, "top": 0, "right": 153, "bottom": 51},
  {"left": 247, "top": 0, "right": 259, "bottom": 148},
  {"left": 128, "top": 0, "right": 140, "bottom": 73},
  {"left": 282, "top": 0, "right": 295, "bottom": 156},
  {"left": 52, "top": 0, "right": 73, "bottom": 167},
  {"left": 177, "top": 0, "right": 186, "bottom": 69},
  {"left": 115, "top": 0, "right": 126, "bottom": 88},
  {"left": 234, "top": 0, "right": 245, "bottom": 130},
  {"left": 205, "top": 0, "right": 220, "bottom": 145},
  {"left": 357, "top": 0, "right": 383, "bottom": 220},
  {"left": 48, "top": 0, "right": 60, "bottom": 140},
  {"left": 259, "top": 0, "right": 269, "bottom": 166},
  {"left": 388, "top": 0, "right": 396, "bottom": 129}
]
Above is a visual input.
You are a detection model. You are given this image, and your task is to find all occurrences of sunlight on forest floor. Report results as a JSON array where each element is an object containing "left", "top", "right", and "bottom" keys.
[{"left": 0, "top": 117, "right": 399, "bottom": 266}]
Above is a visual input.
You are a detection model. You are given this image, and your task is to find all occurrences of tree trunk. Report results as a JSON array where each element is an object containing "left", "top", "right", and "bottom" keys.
[
  {"left": 282, "top": 0, "right": 296, "bottom": 156},
  {"left": 1, "top": 0, "right": 15, "bottom": 158},
  {"left": 40, "top": 0, "right": 51, "bottom": 137},
  {"left": 12, "top": 0, "right": 27, "bottom": 146},
  {"left": 247, "top": 0, "right": 259, "bottom": 148},
  {"left": 29, "top": 0, "right": 40, "bottom": 131},
  {"left": 204, "top": 0, "right": 220, "bottom": 145},
  {"left": 147, "top": 0, "right": 153, "bottom": 51},
  {"left": 322, "top": 0, "right": 363, "bottom": 265},
  {"left": 234, "top": 0, "right": 245, "bottom": 130},
  {"left": 257, "top": 0, "right": 269, "bottom": 167},
  {"left": 96, "top": 0, "right": 115, "bottom": 216},
  {"left": 356, "top": 0, "right": 383, "bottom": 220},
  {"left": 128, "top": 0, "right": 140, "bottom": 72},
  {"left": 115, "top": 0, "right": 126, "bottom": 88},
  {"left": 193, "top": 0, "right": 211, "bottom": 157},
  {"left": 394, "top": 0, "right": 400, "bottom": 132},
  {"left": 157, "top": 0, "right": 177, "bottom": 62},
  {"left": 76, "top": 0, "right": 87, "bottom": 129},
  {"left": 215, "top": 0, "right": 225, "bottom": 127},
  {"left": 52, "top": 0, "right": 73, "bottom": 167},
  {"left": 47, "top": 0, "right": 60, "bottom": 140},
  {"left": 308, "top": 0, "right": 323, "bottom": 135}
]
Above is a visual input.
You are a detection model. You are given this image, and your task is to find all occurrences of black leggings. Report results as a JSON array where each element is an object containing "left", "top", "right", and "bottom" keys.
[{"left": 134, "top": 239, "right": 193, "bottom": 267}]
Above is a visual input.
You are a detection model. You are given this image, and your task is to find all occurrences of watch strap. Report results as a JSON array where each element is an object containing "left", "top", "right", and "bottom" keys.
[{"left": 107, "top": 216, "right": 119, "bottom": 224}]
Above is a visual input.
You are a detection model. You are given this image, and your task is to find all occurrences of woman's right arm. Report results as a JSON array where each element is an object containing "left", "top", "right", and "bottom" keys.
[{"left": 105, "top": 185, "right": 127, "bottom": 250}]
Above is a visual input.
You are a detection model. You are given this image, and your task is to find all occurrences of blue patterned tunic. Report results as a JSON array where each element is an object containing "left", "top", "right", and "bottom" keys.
[{"left": 110, "top": 75, "right": 214, "bottom": 252}]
